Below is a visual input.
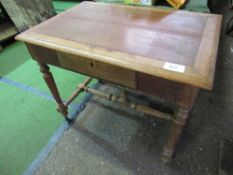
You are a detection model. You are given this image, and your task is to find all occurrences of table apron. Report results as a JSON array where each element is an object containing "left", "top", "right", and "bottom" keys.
[
  {"left": 27, "top": 44, "right": 199, "bottom": 107},
  {"left": 27, "top": 44, "right": 137, "bottom": 89}
]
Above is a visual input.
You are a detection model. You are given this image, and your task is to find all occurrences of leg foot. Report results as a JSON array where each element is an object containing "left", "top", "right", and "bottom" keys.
[
  {"left": 66, "top": 117, "right": 74, "bottom": 124},
  {"left": 161, "top": 108, "right": 190, "bottom": 162},
  {"left": 120, "top": 89, "right": 128, "bottom": 103}
]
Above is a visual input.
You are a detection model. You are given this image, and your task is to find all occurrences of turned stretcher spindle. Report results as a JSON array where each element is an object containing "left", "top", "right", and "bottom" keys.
[{"left": 65, "top": 77, "right": 92, "bottom": 106}]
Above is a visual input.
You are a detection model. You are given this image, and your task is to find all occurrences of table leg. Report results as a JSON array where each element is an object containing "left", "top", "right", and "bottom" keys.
[
  {"left": 161, "top": 107, "right": 190, "bottom": 162},
  {"left": 38, "top": 62, "right": 68, "bottom": 119},
  {"left": 120, "top": 89, "right": 128, "bottom": 103}
]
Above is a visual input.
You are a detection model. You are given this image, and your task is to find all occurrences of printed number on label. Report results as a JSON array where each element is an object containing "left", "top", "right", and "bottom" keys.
[{"left": 163, "top": 62, "right": 185, "bottom": 73}]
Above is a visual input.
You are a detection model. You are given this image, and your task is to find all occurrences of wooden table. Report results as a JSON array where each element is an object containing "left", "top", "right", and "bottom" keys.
[{"left": 16, "top": 2, "right": 222, "bottom": 162}]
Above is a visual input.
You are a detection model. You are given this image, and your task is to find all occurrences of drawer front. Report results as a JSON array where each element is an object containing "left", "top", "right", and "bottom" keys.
[
  {"left": 26, "top": 44, "right": 136, "bottom": 89},
  {"left": 58, "top": 52, "right": 136, "bottom": 88},
  {"left": 137, "top": 72, "right": 197, "bottom": 106}
]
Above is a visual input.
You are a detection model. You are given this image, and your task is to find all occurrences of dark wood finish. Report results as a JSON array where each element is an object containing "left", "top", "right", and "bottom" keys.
[
  {"left": 29, "top": 3, "right": 206, "bottom": 66},
  {"left": 65, "top": 77, "right": 92, "bottom": 106},
  {"left": 137, "top": 72, "right": 197, "bottom": 105},
  {"left": 16, "top": 2, "right": 222, "bottom": 89},
  {"left": 16, "top": 2, "right": 222, "bottom": 162},
  {"left": 38, "top": 63, "right": 68, "bottom": 118},
  {"left": 27, "top": 44, "right": 137, "bottom": 88},
  {"left": 138, "top": 72, "right": 199, "bottom": 161},
  {"left": 161, "top": 87, "right": 198, "bottom": 162},
  {"left": 162, "top": 108, "right": 191, "bottom": 162}
]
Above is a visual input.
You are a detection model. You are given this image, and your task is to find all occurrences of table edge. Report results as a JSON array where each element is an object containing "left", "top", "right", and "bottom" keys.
[{"left": 16, "top": 32, "right": 215, "bottom": 90}]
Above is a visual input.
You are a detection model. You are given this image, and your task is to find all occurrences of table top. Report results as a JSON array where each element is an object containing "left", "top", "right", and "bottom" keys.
[{"left": 16, "top": 1, "right": 222, "bottom": 90}]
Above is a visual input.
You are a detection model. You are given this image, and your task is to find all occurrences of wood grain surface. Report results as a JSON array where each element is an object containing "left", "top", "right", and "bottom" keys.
[{"left": 16, "top": 1, "right": 222, "bottom": 90}]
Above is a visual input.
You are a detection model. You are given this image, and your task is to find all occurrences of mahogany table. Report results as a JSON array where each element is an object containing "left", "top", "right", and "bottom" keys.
[{"left": 16, "top": 2, "right": 222, "bottom": 162}]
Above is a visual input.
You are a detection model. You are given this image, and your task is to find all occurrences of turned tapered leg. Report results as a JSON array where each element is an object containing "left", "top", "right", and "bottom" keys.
[
  {"left": 38, "top": 62, "right": 68, "bottom": 118},
  {"left": 161, "top": 107, "right": 190, "bottom": 162},
  {"left": 161, "top": 86, "right": 199, "bottom": 163},
  {"left": 120, "top": 89, "right": 128, "bottom": 103}
]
